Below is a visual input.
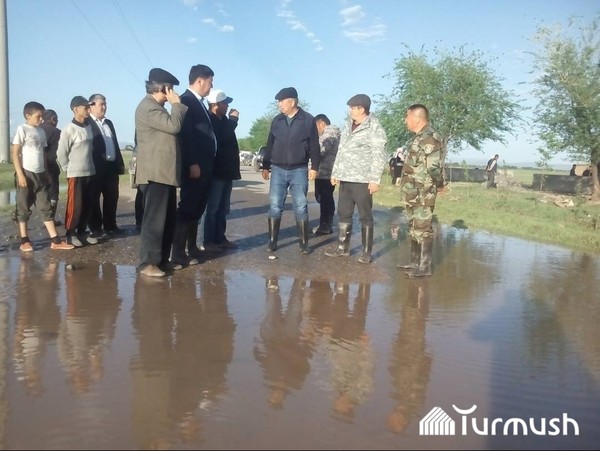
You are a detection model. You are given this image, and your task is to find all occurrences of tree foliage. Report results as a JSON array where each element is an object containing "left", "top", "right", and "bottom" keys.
[
  {"left": 530, "top": 14, "right": 600, "bottom": 198},
  {"left": 377, "top": 46, "right": 522, "bottom": 158}
]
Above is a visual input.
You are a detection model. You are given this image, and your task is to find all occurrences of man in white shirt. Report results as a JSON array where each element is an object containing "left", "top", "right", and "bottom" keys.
[{"left": 87, "top": 94, "right": 125, "bottom": 236}]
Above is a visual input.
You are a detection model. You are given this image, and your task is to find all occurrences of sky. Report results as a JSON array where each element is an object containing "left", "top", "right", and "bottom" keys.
[{"left": 6, "top": 0, "right": 600, "bottom": 166}]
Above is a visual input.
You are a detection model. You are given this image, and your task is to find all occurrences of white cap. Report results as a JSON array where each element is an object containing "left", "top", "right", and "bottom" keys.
[{"left": 206, "top": 89, "right": 233, "bottom": 104}]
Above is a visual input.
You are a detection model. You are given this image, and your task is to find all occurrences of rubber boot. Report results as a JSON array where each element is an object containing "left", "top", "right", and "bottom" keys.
[
  {"left": 171, "top": 221, "right": 198, "bottom": 269},
  {"left": 325, "top": 222, "right": 352, "bottom": 257},
  {"left": 397, "top": 239, "right": 421, "bottom": 271},
  {"left": 267, "top": 217, "right": 281, "bottom": 252},
  {"left": 357, "top": 225, "right": 373, "bottom": 264},
  {"left": 186, "top": 221, "right": 203, "bottom": 260},
  {"left": 406, "top": 238, "right": 433, "bottom": 278},
  {"left": 297, "top": 220, "right": 311, "bottom": 254}
]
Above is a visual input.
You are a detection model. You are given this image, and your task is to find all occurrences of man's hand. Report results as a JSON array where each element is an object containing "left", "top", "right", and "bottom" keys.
[
  {"left": 261, "top": 169, "right": 270, "bottom": 180},
  {"left": 308, "top": 169, "right": 318, "bottom": 181},
  {"left": 229, "top": 109, "right": 239, "bottom": 118},
  {"left": 16, "top": 173, "right": 27, "bottom": 188},
  {"left": 165, "top": 87, "right": 180, "bottom": 104},
  {"left": 189, "top": 164, "right": 201, "bottom": 179},
  {"left": 330, "top": 177, "right": 337, "bottom": 186},
  {"left": 437, "top": 184, "right": 449, "bottom": 196},
  {"left": 368, "top": 182, "right": 379, "bottom": 194}
]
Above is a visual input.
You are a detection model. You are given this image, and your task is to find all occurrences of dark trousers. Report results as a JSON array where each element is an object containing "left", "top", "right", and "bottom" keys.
[
  {"left": 138, "top": 182, "right": 177, "bottom": 266},
  {"left": 65, "top": 176, "right": 94, "bottom": 235},
  {"left": 89, "top": 164, "right": 120, "bottom": 231},
  {"left": 135, "top": 187, "right": 144, "bottom": 227},
  {"left": 337, "top": 181, "right": 373, "bottom": 227},
  {"left": 46, "top": 160, "right": 60, "bottom": 203},
  {"left": 314, "top": 178, "right": 335, "bottom": 224},
  {"left": 177, "top": 174, "right": 211, "bottom": 222}
]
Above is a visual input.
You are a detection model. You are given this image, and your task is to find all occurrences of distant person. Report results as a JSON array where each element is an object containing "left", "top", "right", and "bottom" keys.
[
  {"left": 39, "top": 109, "right": 62, "bottom": 226},
  {"left": 325, "top": 94, "right": 387, "bottom": 264},
  {"left": 261, "top": 87, "right": 320, "bottom": 255},
  {"left": 582, "top": 166, "right": 592, "bottom": 177},
  {"left": 485, "top": 154, "right": 499, "bottom": 188},
  {"left": 87, "top": 94, "right": 126, "bottom": 237},
  {"left": 12, "top": 101, "right": 73, "bottom": 251},
  {"left": 204, "top": 89, "right": 241, "bottom": 250},
  {"left": 390, "top": 147, "right": 405, "bottom": 186},
  {"left": 313, "top": 113, "right": 340, "bottom": 236},
  {"left": 135, "top": 68, "right": 188, "bottom": 278},
  {"left": 569, "top": 164, "right": 577, "bottom": 176},
  {"left": 57, "top": 96, "right": 98, "bottom": 247}
]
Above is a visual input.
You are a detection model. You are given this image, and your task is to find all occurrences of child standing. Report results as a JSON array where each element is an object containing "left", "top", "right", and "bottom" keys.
[
  {"left": 56, "top": 96, "right": 98, "bottom": 247},
  {"left": 11, "top": 101, "right": 74, "bottom": 251}
]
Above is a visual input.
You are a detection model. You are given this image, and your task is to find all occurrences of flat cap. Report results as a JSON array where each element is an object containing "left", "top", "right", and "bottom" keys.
[
  {"left": 148, "top": 68, "right": 180, "bottom": 85},
  {"left": 275, "top": 87, "right": 298, "bottom": 101},
  {"left": 346, "top": 93, "right": 371, "bottom": 110},
  {"left": 70, "top": 96, "right": 94, "bottom": 109}
]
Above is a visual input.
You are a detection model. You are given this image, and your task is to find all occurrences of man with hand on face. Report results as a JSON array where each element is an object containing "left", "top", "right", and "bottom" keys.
[
  {"left": 171, "top": 64, "right": 216, "bottom": 268},
  {"left": 135, "top": 68, "right": 188, "bottom": 278},
  {"left": 261, "top": 87, "right": 320, "bottom": 255}
]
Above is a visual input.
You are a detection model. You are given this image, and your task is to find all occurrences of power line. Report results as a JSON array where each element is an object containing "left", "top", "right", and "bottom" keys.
[
  {"left": 69, "top": 0, "right": 140, "bottom": 83},
  {"left": 111, "top": 0, "right": 154, "bottom": 67}
]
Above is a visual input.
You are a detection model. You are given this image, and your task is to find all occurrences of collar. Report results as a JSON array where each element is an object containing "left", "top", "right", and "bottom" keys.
[
  {"left": 90, "top": 114, "right": 105, "bottom": 124},
  {"left": 71, "top": 119, "right": 86, "bottom": 127}
]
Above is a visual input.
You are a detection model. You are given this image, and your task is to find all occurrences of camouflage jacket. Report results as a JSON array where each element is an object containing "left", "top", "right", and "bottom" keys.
[
  {"left": 401, "top": 124, "right": 444, "bottom": 190},
  {"left": 331, "top": 114, "right": 388, "bottom": 184},
  {"left": 317, "top": 125, "right": 341, "bottom": 179}
]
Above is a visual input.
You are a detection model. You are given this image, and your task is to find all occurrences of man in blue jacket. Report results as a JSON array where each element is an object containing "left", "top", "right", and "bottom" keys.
[{"left": 261, "top": 87, "right": 320, "bottom": 254}]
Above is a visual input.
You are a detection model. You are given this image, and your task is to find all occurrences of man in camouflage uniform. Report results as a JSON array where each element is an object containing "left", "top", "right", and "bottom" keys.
[
  {"left": 325, "top": 94, "right": 387, "bottom": 264},
  {"left": 397, "top": 104, "right": 444, "bottom": 278}
]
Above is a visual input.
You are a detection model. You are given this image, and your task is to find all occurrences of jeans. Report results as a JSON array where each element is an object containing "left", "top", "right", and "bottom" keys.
[
  {"left": 269, "top": 166, "right": 308, "bottom": 221},
  {"left": 204, "top": 178, "right": 233, "bottom": 245}
]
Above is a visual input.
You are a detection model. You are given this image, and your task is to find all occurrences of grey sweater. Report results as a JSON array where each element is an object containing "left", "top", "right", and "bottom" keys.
[{"left": 57, "top": 120, "right": 96, "bottom": 177}]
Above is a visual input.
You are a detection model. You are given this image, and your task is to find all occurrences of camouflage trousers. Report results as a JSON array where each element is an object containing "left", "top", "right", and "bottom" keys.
[{"left": 401, "top": 181, "right": 437, "bottom": 243}]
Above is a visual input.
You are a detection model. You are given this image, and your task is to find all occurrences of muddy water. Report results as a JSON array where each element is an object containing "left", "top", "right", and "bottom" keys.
[{"left": 0, "top": 229, "right": 598, "bottom": 449}]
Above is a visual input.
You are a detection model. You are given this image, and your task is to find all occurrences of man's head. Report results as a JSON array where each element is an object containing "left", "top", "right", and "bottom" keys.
[
  {"left": 70, "top": 96, "right": 93, "bottom": 121},
  {"left": 405, "top": 104, "right": 429, "bottom": 133},
  {"left": 275, "top": 87, "right": 299, "bottom": 117},
  {"left": 314, "top": 113, "right": 331, "bottom": 136},
  {"left": 189, "top": 64, "right": 214, "bottom": 98},
  {"left": 23, "top": 101, "right": 45, "bottom": 126},
  {"left": 42, "top": 109, "right": 58, "bottom": 126},
  {"left": 206, "top": 89, "right": 232, "bottom": 117},
  {"left": 347, "top": 94, "right": 370, "bottom": 123},
  {"left": 494, "top": 154, "right": 499, "bottom": 160},
  {"left": 145, "top": 68, "right": 180, "bottom": 103},
  {"left": 89, "top": 94, "right": 107, "bottom": 120}
]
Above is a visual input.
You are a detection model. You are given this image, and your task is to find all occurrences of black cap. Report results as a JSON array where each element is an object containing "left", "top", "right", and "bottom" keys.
[
  {"left": 275, "top": 87, "right": 298, "bottom": 101},
  {"left": 346, "top": 94, "right": 371, "bottom": 110},
  {"left": 148, "top": 68, "right": 180, "bottom": 86},
  {"left": 70, "top": 96, "right": 94, "bottom": 109}
]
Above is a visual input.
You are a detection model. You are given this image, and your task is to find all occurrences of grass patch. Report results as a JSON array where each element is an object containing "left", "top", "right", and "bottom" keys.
[{"left": 375, "top": 178, "right": 600, "bottom": 253}]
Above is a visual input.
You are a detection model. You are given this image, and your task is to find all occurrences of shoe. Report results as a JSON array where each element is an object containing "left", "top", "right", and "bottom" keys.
[
  {"left": 203, "top": 243, "right": 223, "bottom": 253},
  {"left": 51, "top": 240, "right": 75, "bottom": 250},
  {"left": 218, "top": 238, "right": 237, "bottom": 249},
  {"left": 20, "top": 241, "right": 33, "bottom": 252},
  {"left": 83, "top": 235, "right": 98, "bottom": 245},
  {"left": 105, "top": 227, "right": 124, "bottom": 236},
  {"left": 67, "top": 235, "right": 83, "bottom": 247},
  {"left": 140, "top": 264, "right": 166, "bottom": 278},
  {"left": 314, "top": 225, "right": 333, "bottom": 236},
  {"left": 54, "top": 220, "right": 63, "bottom": 227}
]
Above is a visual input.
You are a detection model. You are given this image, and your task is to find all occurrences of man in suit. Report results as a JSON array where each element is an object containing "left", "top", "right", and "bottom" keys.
[
  {"left": 87, "top": 94, "right": 126, "bottom": 237},
  {"left": 135, "top": 68, "right": 188, "bottom": 278},
  {"left": 171, "top": 64, "right": 216, "bottom": 268}
]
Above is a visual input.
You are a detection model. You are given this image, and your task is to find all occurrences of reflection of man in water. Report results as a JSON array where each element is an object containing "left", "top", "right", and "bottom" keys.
[
  {"left": 13, "top": 256, "right": 60, "bottom": 396},
  {"left": 254, "top": 278, "right": 314, "bottom": 409},
  {"left": 387, "top": 280, "right": 432, "bottom": 433},
  {"left": 58, "top": 262, "right": 121, "bottom": 394}
]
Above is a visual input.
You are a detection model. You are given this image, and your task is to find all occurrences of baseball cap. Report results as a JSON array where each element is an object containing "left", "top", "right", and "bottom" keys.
[
  {"left": 206, "top": 89, "right": 233, "bottom": 104},
  {"left": 70, "top": 96, "right": 94, "bottom": 109}
]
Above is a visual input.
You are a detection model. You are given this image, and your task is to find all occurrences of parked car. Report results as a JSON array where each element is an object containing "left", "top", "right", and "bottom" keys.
[
  {"left": 252, "top": 146, "right": 267, "bottom": 172},
  {"left": 239, "top": 150, "right": 253, "bottom": 166}
]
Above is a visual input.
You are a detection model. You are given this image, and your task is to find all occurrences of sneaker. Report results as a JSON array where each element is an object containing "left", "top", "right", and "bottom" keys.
[
  {"left": 140, "top": 264, "right": 166, "bottom": 278},
  {"left": 83, "top": 234, "right": 98, "bottom": 245},
  {"left": 51, "top": 240, "right": 75, "bottom": 250},
  {"left": 20, "top": 241, "right": 33, "bottom": 252},
  {"left": 67, "top": 235, "right": 83, "bottom": 247}
]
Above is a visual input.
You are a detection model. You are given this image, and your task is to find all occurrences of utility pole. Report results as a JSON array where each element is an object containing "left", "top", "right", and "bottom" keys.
[{"left": 0, "top": 0, "right": 8, "bottom": 163}]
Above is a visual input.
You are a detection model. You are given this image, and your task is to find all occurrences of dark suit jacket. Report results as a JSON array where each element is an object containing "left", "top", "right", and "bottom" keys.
[
  {"left": 87, "top": 117, "right": 125, "bottom": 175},
  {"left": 179, "top": 89, "right": 216, "bottom": 176}
]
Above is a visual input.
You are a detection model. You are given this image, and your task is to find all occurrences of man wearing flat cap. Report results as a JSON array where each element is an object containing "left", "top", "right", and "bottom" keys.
[
  {"left": 134, "top": 67, "right": 188, "bottom": 277},
  {"left": 325, "top": 94, "right": 387, "bottom": 264},
  {"left": 261, "top": 86, "right": 320, "bottom": 255}
]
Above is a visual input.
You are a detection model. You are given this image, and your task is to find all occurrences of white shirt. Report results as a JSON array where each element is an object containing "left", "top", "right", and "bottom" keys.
[
  {"left": 13, "top": 124, "right": 47, "bottom": 173},
  {"left": 189, "top": 88, "right": 217, "bottom": 154},
  {"left": 90, "top": 114, "right": 116, "bottom": 161}
]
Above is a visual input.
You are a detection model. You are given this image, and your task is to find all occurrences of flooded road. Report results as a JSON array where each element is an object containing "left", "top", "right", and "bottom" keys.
[{"left": 0, "top": 227, "right": 598, "bottom": 449}]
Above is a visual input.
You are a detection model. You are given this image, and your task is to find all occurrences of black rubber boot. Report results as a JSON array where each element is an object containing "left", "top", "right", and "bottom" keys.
[
  {"left": 267, "top": 217, "right": 281, "bottom": 252},
  {"left": 171, "top": 221, "right": 197, "bottom": 269},
  {"left": 357, "top": 225, "right": 373, "bottom": 264},
  {"left": 397, "top": 239, "right": 421, "bottom": 271},
  {"left": 186, "top": 221, "right": 203, "bottom": 260},
  {"left": 406, "top": 238, "right": 433, "bottom": 278},
  {"left": 325, "top": 222, "right": 352, "bottom": 257},
  {"left": 297, "top": 220, "right": 311, "bottom": 254}
]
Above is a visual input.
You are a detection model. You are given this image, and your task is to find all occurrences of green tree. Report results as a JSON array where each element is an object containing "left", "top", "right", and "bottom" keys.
[
  {"left": 530, "top": 15, "right": 600, "bottom": 199},
  {"left": 377, "top": 46, "right": 522, "bottom": 160}
]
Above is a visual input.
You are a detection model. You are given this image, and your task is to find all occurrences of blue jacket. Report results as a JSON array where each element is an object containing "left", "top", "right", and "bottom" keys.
[{"left": 262, "top": 108, "right": 320, "bottom": 171}]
